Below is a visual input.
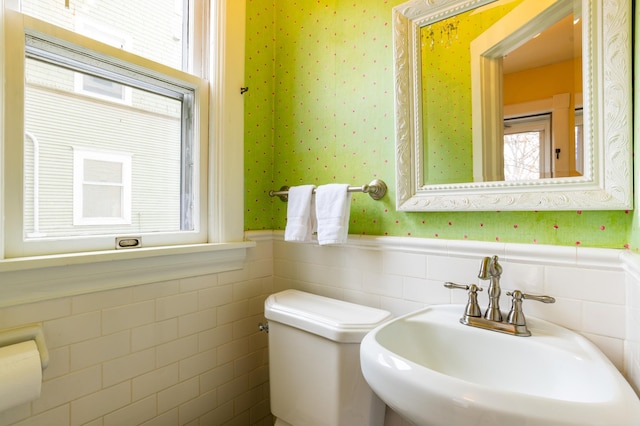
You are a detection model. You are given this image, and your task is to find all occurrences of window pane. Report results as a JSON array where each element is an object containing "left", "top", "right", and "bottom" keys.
[
  {"left": 84, "top": 159, "right": 122, "bottom": 183},
  {"left": 20, "top": 0, "right": 187, "bottom": 70},
  {"left": 83, "top": 185, "right": 122, "bottom": 218},
  {"left": 24, "top": 56, "right": 189, "bottom": 238}
]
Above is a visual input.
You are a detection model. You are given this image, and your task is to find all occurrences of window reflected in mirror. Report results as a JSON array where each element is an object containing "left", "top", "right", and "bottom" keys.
[
  {"left": 503, "top": 114, "right": 551, "bottom": 181},
  {"left": 502, "top": 11, "right": 582, "bottom": 180},
  {"left": 420, "top": 0, "right": 582, "bottom": 184}
]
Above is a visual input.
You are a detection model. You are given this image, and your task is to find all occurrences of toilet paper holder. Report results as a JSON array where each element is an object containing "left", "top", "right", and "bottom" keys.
[{"left": 0, "top": 324, "right": 49, "bottom": 370}]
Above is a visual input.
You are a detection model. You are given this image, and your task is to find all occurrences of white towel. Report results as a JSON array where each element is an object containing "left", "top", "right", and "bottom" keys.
[
  {"left": 315, "top": 184, "right": 351, "bottom": 245},
  {"left": 284, "top": 185, "right": 316, "bottom": 242}
]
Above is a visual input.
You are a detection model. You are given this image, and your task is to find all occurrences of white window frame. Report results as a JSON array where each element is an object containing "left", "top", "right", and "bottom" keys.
[
  {"left": 16, "top": 21, "right": 205, "bottom": 256},
  {"left": 0, "top": 0, "right": 250, "bottom": 306},
  {"left": 73, "top": 149, "right": 132, "bottom": 226}
]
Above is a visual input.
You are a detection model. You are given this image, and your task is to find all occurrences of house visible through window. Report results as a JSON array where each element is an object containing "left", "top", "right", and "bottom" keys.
[{"left": 24, "top": 50, "right": 187, "bottom": 239}]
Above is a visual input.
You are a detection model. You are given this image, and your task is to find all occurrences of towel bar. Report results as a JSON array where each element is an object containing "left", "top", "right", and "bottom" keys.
[{"left": 269, "top": 179, "right": 387, "bottom": 202}]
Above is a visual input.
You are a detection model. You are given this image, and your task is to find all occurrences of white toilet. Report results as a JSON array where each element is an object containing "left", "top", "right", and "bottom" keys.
[{"left": 264, "top": 289, "right": 392, "bottom": 426}]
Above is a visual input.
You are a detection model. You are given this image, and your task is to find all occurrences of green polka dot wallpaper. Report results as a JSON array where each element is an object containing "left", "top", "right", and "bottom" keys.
[{"left": 243, "top": 0, "right": 636, "bottom": 250}]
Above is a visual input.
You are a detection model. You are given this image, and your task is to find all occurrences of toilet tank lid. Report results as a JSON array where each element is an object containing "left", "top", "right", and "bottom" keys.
[{"left": 264, "top": 290, "right": 393, "bottom": 343}]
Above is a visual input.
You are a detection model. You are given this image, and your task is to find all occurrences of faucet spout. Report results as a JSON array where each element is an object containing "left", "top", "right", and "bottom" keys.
[{"left": 483, "top": 256, "right": 502, "bottom": 321}]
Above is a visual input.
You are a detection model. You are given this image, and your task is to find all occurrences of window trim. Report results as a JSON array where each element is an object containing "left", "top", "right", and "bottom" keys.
[{"left": 0, "top": 0, "right": 248, "bottom": 306}]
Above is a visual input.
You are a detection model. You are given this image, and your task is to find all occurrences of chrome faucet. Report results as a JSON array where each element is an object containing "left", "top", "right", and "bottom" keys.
[
  {"left": 444, "top": 255, "right": 555, "bottom": 336},
  {"left": 478, "top": 255, "right": 502, "bottom": 321}
]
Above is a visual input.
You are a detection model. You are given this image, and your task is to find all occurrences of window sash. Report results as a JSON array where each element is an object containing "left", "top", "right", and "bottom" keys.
[{"left": 4, "top": 11, "right": 210, "bottom": 258}]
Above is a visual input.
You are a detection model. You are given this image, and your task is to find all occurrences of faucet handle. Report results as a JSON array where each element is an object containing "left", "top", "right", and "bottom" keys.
[
  {"left": 506, "top": 290, "right": 555, "bottom": 326},
  {"left": 444, "top": 282, "right": 478, "bottom": 291},
  {"left": 507, "top": 290, "right": 555, "bottom": 304},
  {"left": 444, "top": 282, "right": 483, "bottom": 318},
  {"left": 478, "top": 257, "right": 491, "bottom": 280}
]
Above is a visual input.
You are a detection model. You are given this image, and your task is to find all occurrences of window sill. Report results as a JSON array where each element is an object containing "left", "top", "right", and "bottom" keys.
[{"left": 0, "top": 241, "right": 256, "bottom": 307}]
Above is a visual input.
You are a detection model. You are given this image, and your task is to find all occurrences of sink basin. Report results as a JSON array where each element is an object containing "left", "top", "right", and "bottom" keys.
[{"left": 360, "top": 304, "right": 640, "bottom": 426}]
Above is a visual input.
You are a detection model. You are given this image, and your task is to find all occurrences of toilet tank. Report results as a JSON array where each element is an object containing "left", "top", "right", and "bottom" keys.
[{"left": 265, "top": 290, "right": 392, "bottom": 426}]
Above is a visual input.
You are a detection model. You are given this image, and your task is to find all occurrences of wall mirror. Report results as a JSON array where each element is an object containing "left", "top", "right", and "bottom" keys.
[{"left": 393, "top": 0, "right": 632, "bottom": 211}]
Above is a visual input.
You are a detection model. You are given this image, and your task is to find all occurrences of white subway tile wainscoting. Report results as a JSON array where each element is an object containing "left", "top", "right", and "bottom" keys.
[
  {"left": 0, "top": 240, "right": 274, "bottom": 426},
  {"left": 0, "top": 231, "right": 638, "bottom": 425},
  {"left": 266, "top": 232, "right": 637, "bottom": 386},
  {"left": 268, "top": 231, "right": 638, "bottom": 425}
]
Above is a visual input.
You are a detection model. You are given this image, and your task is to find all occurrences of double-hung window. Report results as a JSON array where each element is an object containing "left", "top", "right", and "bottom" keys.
[
  {"left": 4, "top": 0, "right": 213, "bottom": 258},
  {"left": 0, "top": 0, "right": 247, "bottom": 302}
]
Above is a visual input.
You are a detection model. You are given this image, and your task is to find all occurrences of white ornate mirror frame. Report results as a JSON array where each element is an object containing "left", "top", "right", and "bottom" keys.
[{"left": 393, "top": 0, "right": 632, "bottom": 211}]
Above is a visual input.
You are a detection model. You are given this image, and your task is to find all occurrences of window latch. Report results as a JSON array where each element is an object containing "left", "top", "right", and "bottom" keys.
[{"left": 116, "top": 237, "right": 142, "bottom": 249}]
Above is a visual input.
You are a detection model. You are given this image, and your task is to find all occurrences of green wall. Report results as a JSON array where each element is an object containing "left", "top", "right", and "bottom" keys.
[{"left": 244, "top": 0, "right": 635, "bottom": 250}]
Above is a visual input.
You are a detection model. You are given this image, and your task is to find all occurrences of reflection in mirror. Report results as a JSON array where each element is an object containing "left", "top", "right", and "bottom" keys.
[
  {"left": 393, "top": 0, "right": 632, "bottom": 211},
  {"left": 420, "top": 0, "right": 582, "bottom": 185},
  {"left": 503, "top": 13, "right": 583, "bottom": 181},
  {"left": 470, "top": 0, "right": 582, "bottom": 182}
]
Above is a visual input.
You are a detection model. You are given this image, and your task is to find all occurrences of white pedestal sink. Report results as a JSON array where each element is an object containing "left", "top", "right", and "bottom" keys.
[{"left": 360, "top": 304, "right": 640, "bottom": 426}]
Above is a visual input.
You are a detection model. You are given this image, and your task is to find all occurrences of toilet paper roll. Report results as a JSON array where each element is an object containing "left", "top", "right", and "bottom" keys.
[{"left": 0, "top": 340, "right": 42, "bottom": 413}]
